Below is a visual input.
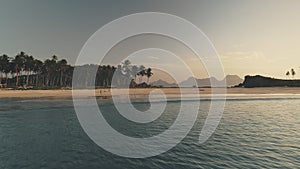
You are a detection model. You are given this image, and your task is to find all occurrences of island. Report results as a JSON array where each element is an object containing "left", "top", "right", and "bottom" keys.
[{"left": 237, "top": 75, "right": 300, "bottom": 88}]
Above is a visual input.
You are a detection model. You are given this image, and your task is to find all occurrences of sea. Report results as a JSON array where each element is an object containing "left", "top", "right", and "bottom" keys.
[{"left": 0, "top": 94, "right": 299, "bottom": 169}]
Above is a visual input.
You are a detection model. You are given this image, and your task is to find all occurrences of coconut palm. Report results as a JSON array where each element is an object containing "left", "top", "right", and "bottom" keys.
[
  {"left": 64, "top": 65, "right": 74, "bottom": 87},
  {"left": 146, "top": 68, "right": 153, "bottom": 84},
  {"left": 0, "top": 54, "right": 9, "bottom": 83},
  {"left": 43, "top": 58, "right": 56, "bottom": 87},
  {"left": 137, "top": 65, "right": 146, "bottom": 83},
  {"left": 0, "top": 55, "right": 3, "bottom": 83},
  {"left": 286, "top": 71, "right": 290, "bottom": 79},
  {"left": 0, "top": 54, "right": 152, "bottom": 89},
  {"left": 1, "top": 55, "right": 11, "bottom": 84},
  {"left": 122, "top": 59, "right": 132, "bottom": 79},
  {"left": 131, "top": 65, "right": 139, "bottom": 82},
  {"left": 291, "top": 68, "right": 296, "bottom": 78},
  {"left": 106, "top": 65, "right": 114, "bottom": 87},
  {"left": 33, "top": 59, "right": 43, "bottom": 87},
  {"left": 24, "top": 55, "right": 34, "bottom": 86},
  {"left": 57, "top": 59, "right": 68, "bottom": 86},
  {"left": 12, "top": 52, "right": 26, "bottom": 87},
  {"left": 113, "top": 65, "right": 123, "bottom": 86}
]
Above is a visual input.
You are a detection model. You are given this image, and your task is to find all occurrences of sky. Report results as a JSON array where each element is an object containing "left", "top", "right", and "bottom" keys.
[{"left": 1, "top": 0, "right": 300, "bottom": 80}]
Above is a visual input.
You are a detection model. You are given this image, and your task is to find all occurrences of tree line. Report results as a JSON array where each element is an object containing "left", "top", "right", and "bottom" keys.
[{"left": 0, "top": 52, "right": 153, "bottom": 89}]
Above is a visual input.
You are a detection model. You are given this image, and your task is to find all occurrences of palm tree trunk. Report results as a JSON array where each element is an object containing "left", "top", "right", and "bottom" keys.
[
  {"left": 16, "top": 71, "right": 19, "bottom": 87},
  {"left": 0, "top": 71, "right": 2, "bottom": 84},
  {"left": 46, "top": 75, "right": 49, "bottom": 87},
  {"left": 26, "top": 70, "right": 29, "bottom": 86},
  {"left": 60, "top": 71, "right": 63, "bottom": 87},
  {"left": 36, "top": 74, "right": 39, "bottom": 88},
  {"left": 5, "top": 73, "right": 8, "bottom": 84}
]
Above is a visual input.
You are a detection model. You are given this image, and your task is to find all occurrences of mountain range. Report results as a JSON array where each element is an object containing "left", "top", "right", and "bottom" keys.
[{"left": 151, "top": 75, "right": 243, "bottom": 87}]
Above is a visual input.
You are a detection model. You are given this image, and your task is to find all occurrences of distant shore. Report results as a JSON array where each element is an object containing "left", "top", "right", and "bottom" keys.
[
  {"left": 1, "top": 87, "right": 300, "bottom": 99},
  {"left": 241, "top": 75, "right": 300, "bottom": 88}
]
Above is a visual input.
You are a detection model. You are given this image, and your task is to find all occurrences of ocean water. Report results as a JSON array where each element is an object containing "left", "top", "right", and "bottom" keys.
[{"left": 0, "top": 95, "right": 300, "bottom": 169}]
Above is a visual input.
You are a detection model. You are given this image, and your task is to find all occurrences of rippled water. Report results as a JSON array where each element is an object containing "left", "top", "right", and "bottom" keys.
[{"left": 0, "top": 95, "right": 300, "bottom": 168}]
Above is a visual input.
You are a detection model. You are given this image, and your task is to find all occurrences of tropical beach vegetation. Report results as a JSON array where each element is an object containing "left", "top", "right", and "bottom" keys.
[{"left": 0, "top": 52, "right": 153, "bottom": 89}]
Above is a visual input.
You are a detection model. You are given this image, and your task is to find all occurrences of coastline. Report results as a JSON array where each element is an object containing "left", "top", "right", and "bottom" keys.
[{"left": 1, "top": 87, "right": 300, "bottom": 99}]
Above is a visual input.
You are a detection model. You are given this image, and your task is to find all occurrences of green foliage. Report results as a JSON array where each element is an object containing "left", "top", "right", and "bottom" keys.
[{"left": 0, "top": 52, "right": 153, "bottom": 88}]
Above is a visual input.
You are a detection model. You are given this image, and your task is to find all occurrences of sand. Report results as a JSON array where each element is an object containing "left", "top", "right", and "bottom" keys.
[{"left": 0, "top": 87, "right": 300, "bottom": 99}]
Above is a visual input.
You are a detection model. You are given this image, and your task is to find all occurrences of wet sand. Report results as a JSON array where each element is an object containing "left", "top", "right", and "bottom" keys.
[{"left": 0, "top": 87, "right": 300, "bottom": 99}]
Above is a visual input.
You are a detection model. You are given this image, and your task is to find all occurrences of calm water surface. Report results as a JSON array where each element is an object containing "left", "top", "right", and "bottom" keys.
[{"left": 0, "top": 95, "right": 299, "bottom": 168}]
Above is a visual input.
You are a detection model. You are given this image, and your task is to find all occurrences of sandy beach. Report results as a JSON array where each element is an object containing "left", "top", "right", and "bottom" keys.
[{"left": 0, "top": 87, "right": 300, "bottom": 99}]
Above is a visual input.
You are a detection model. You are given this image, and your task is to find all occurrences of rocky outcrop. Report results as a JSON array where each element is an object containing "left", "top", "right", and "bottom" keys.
[{"left": 242, "top": 75, "right": 300, "bottom": 88}]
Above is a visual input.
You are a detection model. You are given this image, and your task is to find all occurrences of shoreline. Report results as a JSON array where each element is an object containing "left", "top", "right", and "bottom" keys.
[{"left": 1, "top": 87, "right": 300, "bottom": 99}]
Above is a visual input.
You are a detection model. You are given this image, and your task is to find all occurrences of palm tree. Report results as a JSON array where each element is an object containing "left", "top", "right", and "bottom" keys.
[
  {"left": 64, "top": 65, "right": 73, "bottom": 87},
  {"left": 291, "top": 68, "right": 296, "bottom": 78},
  {"left": 1, "top": 55, "right": 11, "bottom": 84},
  {"left": 12, "top": 52, "right": 26, "bottom": 87},
  {"left": 101, "top": 65, "right": 108, "bottom": 87},
  {"left": 24, "top": 55, "right": 34, "bottom": 86},
  {"left": 123, "top": 60, "right": 131, "bottom": 69},
  {"left": 33, "top": 59, "right": 43, "bottom": 87},
  {"left": 131, "top": 65, "right": 139, "bottom": 82},
  {"left": 138, "top": 65, "right": 145, "bottom": 83},
  {"left": 0, "top": 54, "right": 7, "bottom": 84},
  {"left": 0, "top": 54, "right": 154, "bottom": 89},
  {"left": 106, "top": 65, "right": 114, "bottom": 87},
  {"left": 122, "top": 60, "right": 132, "bottom": 85},
  {"left": 52, "top": 55, "right": 58, "bottom": 62},
  {"left": 43, "top": 55, "right": 59, "bottom": 87},
  {"left": 286, "top": 71, "right": 290, "bottom": 79},
  {"left": 51, "top": 55, "right": 59, "bottom": 87},
  {"left": 9, "top": 61, "right": 16, "bottom": 82},
  {"left": 57, "top": 59, "right": 67, "bottom": 87},
  {"left": 114, "top": 65, "right": 123, "bottom": 86},
  {"left": 43, "top": 59, "right": 54, "bottom": 87},
  {"left": 0, "top": 56, "right": 3, "bottom": 83},
  {"left": 146, "top": 68, "right": 153, "bottom": 84}
]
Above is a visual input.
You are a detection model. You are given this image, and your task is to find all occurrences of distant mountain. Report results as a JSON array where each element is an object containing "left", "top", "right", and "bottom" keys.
[
  {"left": 150, "top": 79, "right": 178, "bottom": 87},
  {"left": 151, "top": 75, "right": 243, "bottom": 88},
  {"left": 223, "top": 75, "right": 244, "bottom": 87},
  {"left": 179, "top": 77, "right": 214, "bottom": 87},
  {"left": 179, "top": 75, "right": 243, "bottom": 87}
]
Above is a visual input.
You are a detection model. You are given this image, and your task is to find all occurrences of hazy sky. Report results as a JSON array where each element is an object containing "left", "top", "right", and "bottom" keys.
[{"left": 1, "top": 0, "right": 300, "bottom": 80}]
